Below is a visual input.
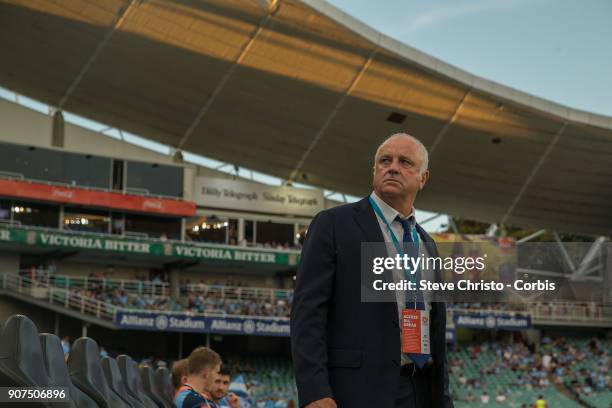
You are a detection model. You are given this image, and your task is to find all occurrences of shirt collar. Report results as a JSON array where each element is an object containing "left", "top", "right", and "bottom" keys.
[{"left": 370, "top": 191, "right": 416, "bottom": 228}]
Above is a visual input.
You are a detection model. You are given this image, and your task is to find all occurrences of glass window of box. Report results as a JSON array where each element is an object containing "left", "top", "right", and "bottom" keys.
[
  {"left": 9, "top": 200, "right": 59, "bottom": 228},
  {"left": 124, "top": 213, "right": 181, "bottom": 240},
  {"left": 255, "top": 221, "right": 294, "bottom": 249},
  {"left": 0, "top": 199, "right": 10, "bottom": 223},
  {"left": 126, "top": 161, "right": 183, "bottom": 197},
  {"left": 244, "top": 220, "right": 254, "bottom": 245},
  {"left": 63, "top": 207, "right": 110, "bottom": 234},
  {"left": 0, "top": 142, "right": 111, "bottom": 188},
  {"left": 186, "top": 215, "right": 232, "bottom": 244},
  {"left": 111, "top": 212, "right": 125, "bottom": 235}
]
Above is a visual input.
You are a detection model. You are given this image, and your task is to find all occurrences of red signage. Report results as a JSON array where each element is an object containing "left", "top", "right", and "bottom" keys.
[{"left": 0, "top": 179, "right": 195, "bottom": 217}]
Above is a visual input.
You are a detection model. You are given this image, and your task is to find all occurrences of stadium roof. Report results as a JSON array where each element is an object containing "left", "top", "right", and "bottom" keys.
[{"left": 1, "top": 0, "right": 612, "bottom": 235}]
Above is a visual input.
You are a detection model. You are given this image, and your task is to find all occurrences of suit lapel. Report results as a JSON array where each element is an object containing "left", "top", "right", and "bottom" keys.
[
  {"left": 352, "top": 196, "right": 385, "bottom": 243},
  {"left": 353, "top": 196, "right": 398, "bottom": 315}
]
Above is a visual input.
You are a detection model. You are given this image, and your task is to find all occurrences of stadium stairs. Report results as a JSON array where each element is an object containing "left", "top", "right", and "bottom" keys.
[{"left": 0, "top": 273, "right": 118, "bottom": 329}]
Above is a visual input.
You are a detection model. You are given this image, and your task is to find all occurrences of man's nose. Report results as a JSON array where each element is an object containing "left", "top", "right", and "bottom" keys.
[{"left": 387, "top": 159, "right": 400, "bottom": 173}]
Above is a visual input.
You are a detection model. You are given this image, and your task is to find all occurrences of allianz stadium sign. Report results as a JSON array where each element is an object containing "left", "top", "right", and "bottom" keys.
[
  {"left": 115, "top": 311, "right": 290, "bottom": 337},
  {"left": 452, "top": 311, "right": 531, "bottom": 330},
  {"left": 0, "top": 226, "right": 299, "bottom": 266}
]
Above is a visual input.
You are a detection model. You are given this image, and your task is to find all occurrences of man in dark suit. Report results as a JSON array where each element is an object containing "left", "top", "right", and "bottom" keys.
[{"left": 291, "top": 133, "right": 453, "bottom": 408}]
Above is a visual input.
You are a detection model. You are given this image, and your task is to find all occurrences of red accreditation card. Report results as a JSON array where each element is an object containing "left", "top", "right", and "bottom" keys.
[{"left": 401, "top": 309, "right": 430, "bottom": 354}]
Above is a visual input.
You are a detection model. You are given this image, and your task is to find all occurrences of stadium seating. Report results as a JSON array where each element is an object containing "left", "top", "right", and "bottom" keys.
[
  {"left": 67, "top": 337, "right": 130, "bottom": 408},
  {"left": 154, "top": 367, "right": 175, "bottom": 407},
  {"left": 228, "top": 356, "right": 297, "bottom": 404},
  {"left": 447, "top": 337, "right": 612, "bottom": 408},
  {"left": 0, "top": 314, "right": 177, "bottom": 408},
  {"left": 117, "top": 356, "right": 158, "bottom": 408},
  {"left": 40, "top": 333, "right": 98, "bottom": 408},
  {"left": 0, "top": 314, "right": 62, "bottom": 408},
  {"left": 139, "top": 365, "right": 172, "bottom": 408},
  {"left": 102, "top": 357, "right": 146, "bottom": 408}
]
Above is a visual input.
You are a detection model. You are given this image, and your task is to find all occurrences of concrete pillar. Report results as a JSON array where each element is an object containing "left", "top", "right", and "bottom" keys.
[
  {"left": 238, "top": 218, "right": 245, "bottom": 245},
  {"left": 51, "top": 110, "right": 65, "bottom": 148},
  {"left": 169, "top": 269, "right": 180, "bottom": 301},
  {"left": 0, "top": 252, "right": 20, "bottom": 275}
]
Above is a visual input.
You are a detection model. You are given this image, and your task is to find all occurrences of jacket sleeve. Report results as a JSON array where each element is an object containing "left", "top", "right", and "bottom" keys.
[{"left": 290, "top": 210, "right": 336, "bottom": 407}]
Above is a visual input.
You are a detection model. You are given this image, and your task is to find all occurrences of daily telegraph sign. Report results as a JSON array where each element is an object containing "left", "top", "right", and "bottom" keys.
[
  {"left": 194, "top": 177, "right": 324, "bottom": 217},
  {"left": 0, "top": 227, "right": 299, "bottom": 266},
  {"left": 453, "top": 311, "right": 531, "bottom": 330},
  {"left": 115, "top": 312, "right": 290, "bottom": 337}
]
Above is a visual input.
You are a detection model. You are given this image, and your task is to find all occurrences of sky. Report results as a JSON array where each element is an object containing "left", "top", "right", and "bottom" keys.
[
  {"left": 327, "top": 0, "right": 612, "bottom": 116},
  {"left": 3, "top": 0, "right": 611, "bottom": 233}
]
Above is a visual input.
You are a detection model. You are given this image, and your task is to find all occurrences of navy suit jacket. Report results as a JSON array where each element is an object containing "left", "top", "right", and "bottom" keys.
[{"left": 291, "top": 197, "right": 453, "bottom": 408}]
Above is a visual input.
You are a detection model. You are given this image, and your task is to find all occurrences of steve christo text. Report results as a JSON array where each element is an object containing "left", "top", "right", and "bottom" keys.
[
  {"left": 372, "top": 278, "right": 556, "bottom": 292},
  {"left": 370, "top": 254, "right": 556, "bottom": 292}
]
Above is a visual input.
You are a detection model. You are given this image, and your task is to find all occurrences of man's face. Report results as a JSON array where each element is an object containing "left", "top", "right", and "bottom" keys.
[
  {"left": 211, "top": 374, "right": 231, "bottom": 400},
  {"left": 372, "top": 135, "right": 428, "bottom": 201},
  {"left": 201, "top": 364, "right": 221, "bottom": 392}
]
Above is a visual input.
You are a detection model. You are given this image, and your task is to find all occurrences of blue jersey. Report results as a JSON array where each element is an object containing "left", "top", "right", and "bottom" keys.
[{"left": 174, "top": 385, "right": 217, "bottom": 408}]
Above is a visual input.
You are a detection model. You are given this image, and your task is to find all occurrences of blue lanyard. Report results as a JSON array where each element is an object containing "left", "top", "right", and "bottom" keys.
[
  {"left": 368, "top": 196, "right": 420, "bottom": 276},
  {"left": 369, "top": 196, "right": 423, "bottom": 309}
]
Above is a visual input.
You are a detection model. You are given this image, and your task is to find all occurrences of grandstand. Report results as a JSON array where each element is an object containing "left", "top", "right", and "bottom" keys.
[{"left": 1, "top": 0, "right": 612, "bottom": 407}]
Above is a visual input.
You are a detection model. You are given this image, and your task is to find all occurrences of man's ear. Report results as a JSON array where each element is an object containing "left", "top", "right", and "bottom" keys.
[{"left": 419, "top": 170, "right": 429, "bottom": 189}]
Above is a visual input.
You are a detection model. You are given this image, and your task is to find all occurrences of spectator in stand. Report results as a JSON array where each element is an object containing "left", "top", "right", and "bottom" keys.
[
  {"left": 495, "top": 390, "right": 506, "bottom": 402},
  {"left": 480, "top": 392, "right": 490, "bottom": 404},
  {"left": 535, "top": 395, "right": 548, "bottom": 408}
]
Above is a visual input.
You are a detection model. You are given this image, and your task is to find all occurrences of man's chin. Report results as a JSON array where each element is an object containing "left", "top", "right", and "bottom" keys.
[{"left": 380, "top": 185, "right": 401, "bottom": 195}]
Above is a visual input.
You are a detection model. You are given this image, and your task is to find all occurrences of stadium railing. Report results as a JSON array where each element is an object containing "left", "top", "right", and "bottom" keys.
[
  {"left": 2, "top": 273, "right": 117, "bottom": 320},
  {"left": 3, "top": 272, "right": 610, "bottom": 326},
  {"left": 21, "top": 270, "right": 169, "bottom": 296},
  {"left": 0, "top": 273, "right": 291, "bottom": 324}
]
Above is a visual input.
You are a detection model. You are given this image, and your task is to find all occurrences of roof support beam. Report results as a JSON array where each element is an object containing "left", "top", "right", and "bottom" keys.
[
  {"left": 516, "top": 229, "right": 547, "bottom": 244},
  {"left": 570, "top": 236, "right": 607, "bottom": 281},
  {"left": 58, "top": 0, "right": 137, "bottom": 110},
  {"left": 554, "top": 231, "right": 576, "bottom": 273},
  {"left": 176, "top": 4, "right": 280, "bottom": 150},
  {"left": 429, "top": 90, "right": 470, "bottom": 154},
  {"left": 289, "top": 48, "right": 378, "bottom": 182},
  {"left": 500, "top": 122, "right": 567, "bottom": 225}
]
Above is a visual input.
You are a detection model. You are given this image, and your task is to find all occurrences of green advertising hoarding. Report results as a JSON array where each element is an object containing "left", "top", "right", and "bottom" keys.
[{"left": 0, "top": 226, "right": 299, "bottom": 266}]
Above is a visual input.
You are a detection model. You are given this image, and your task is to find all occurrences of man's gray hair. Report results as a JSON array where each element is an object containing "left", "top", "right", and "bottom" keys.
[{"left": 374, "top": 133, "right": 429, "bottom": 174}]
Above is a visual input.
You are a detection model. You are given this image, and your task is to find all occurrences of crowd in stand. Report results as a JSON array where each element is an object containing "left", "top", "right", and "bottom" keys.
[
  {"left": 182, "top": 280, "right": 292, "bottom": 317},
  {"left": 20, "top": 269, "right": 293, "bottom": 318},
  {"left": 449, "top": 335, "right": 612, "bottom": 407}
]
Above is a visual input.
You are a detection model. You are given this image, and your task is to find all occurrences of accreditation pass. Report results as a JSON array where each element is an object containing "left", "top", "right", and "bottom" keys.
[{"left": 401, "top": 309, "right": 430, "bottom": 354}]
